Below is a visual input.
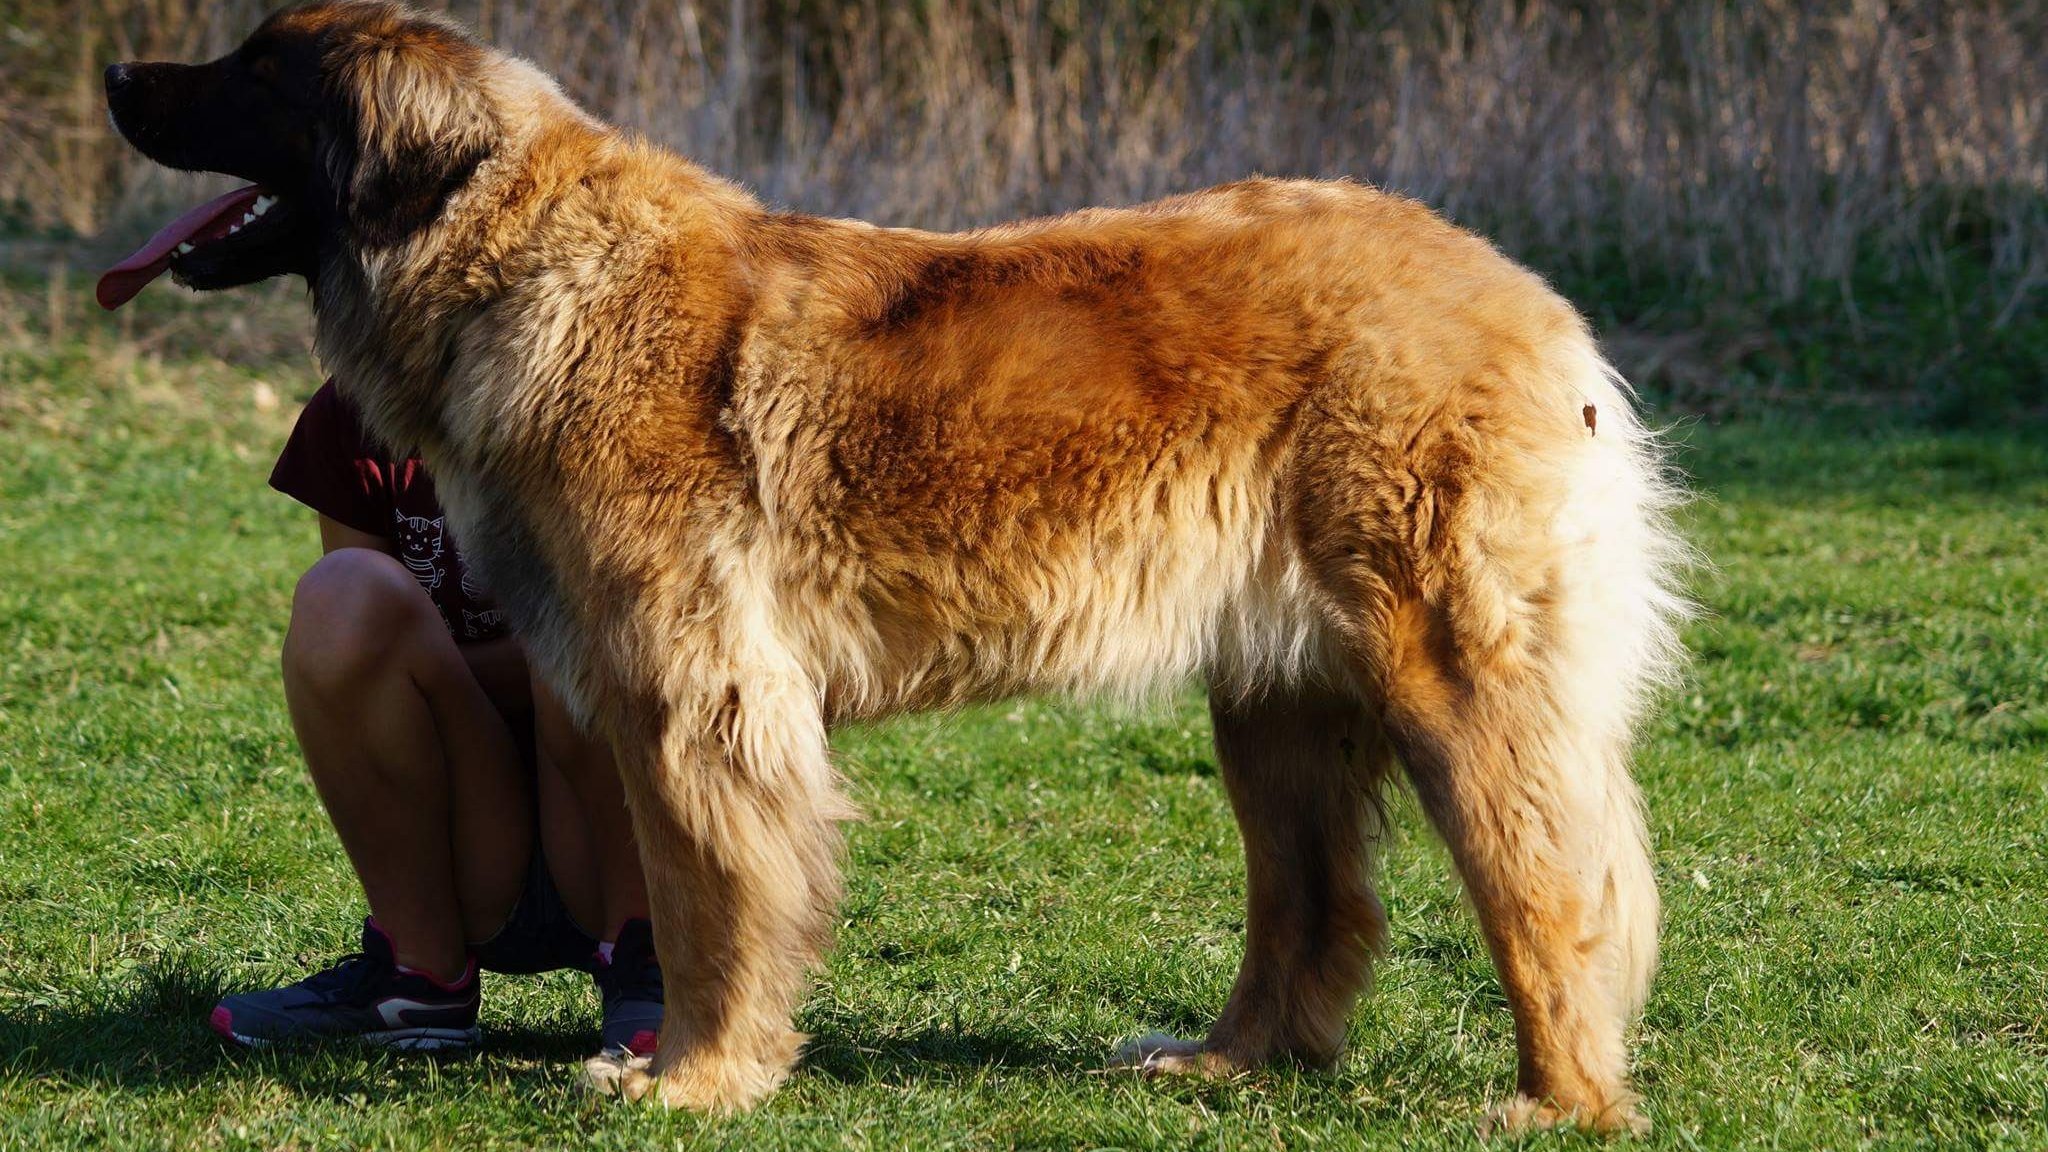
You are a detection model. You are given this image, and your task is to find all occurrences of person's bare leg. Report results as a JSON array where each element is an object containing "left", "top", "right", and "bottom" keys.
[
  {"left": 282, "top": 547, "right": 533, "bottom": 979},
  {"left": 532, "top": 670, "right": 647, "bottom": 941}
]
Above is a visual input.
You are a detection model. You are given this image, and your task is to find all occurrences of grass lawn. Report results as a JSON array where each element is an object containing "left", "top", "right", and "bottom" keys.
[{"left": 2, "top": 295, "right": 2045, "bottom": 1149}]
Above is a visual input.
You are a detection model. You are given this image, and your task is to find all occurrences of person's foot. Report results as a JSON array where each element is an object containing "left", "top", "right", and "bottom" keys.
[
  {"left": 593, "top": 917, "right": 663, "bottom": 1057},
  {"left": 209, "top": 918, "right": 480, "bottom": 1051}
]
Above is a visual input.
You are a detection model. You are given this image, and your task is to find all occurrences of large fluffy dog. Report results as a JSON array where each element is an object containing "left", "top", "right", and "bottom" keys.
[{"left": 102, "top": 1, "right": 1689, "bottom": 1132}]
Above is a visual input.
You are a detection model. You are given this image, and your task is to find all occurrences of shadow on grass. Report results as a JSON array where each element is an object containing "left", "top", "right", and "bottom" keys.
[
  {"left": 0, "top": 953, "right": 590, "bottom": 1101},
  {"left": 2, "top": 952, "right": 1092, "bottom": 1100},
  {"left": 801, "top": 1017, "right": 1078, "bottom": 1086}
]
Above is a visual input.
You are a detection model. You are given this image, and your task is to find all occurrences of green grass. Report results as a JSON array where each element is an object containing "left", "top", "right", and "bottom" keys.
[{"left": 2, "top": 323, "right": 2046, "bottom": 1150}]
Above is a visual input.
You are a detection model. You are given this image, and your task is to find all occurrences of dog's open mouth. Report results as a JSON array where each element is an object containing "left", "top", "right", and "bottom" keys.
[{"left": 95, "top": 185, "right": 284, "bottom": 310}]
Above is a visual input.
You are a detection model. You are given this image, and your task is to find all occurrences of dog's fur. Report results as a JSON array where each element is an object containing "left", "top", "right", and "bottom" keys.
[{"left": 109, "top": 1, "right": 1690, "bottom": 1131}]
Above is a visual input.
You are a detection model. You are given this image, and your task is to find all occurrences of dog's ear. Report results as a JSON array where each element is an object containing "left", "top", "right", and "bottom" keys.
[{"left": 320, "top": 16, "right": 495, "bottom": 247}]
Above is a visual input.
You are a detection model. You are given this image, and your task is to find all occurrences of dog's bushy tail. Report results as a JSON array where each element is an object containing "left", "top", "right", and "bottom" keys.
[{"left": 1543, "top": 339, "right": 1696, "bottom": 1016}]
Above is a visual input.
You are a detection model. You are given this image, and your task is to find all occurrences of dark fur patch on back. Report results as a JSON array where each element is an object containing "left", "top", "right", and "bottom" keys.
[{"left": 869, "top": 242, "right": 1145, "bottom": 332}]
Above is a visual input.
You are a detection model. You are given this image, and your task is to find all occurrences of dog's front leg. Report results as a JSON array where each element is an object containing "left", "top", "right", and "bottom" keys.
[{"left": 607, "top": 675, "right": 849, "bottom": 1112}]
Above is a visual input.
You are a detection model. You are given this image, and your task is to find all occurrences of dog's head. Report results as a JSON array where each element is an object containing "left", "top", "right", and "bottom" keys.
[{"left": 99, "top": 1, "right": 498, "bottom": 309}]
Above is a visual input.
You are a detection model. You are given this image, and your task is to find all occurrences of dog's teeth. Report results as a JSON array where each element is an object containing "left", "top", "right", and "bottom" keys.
[
  {"left": 253, "top": 195, "right": 277, "bottom": 214},
  {"left": 176, "top": 242, "right": 195, "bottom": 254},
  {"left": 240, "top": 211, "right": 257, "bottom": 225}
]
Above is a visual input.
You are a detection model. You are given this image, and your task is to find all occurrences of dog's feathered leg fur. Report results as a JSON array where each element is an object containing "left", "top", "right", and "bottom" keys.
[{"left": 609, "top": 645, "right": 852, "bottom": 1111}]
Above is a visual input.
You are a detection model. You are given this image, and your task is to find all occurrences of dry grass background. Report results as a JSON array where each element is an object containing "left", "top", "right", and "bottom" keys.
[{"left": 1, "top": 0, "right": 2043, "bottom": 415}]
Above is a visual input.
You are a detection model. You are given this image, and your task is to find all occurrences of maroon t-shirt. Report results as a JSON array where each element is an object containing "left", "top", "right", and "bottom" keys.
[{"left": 270, "top": 380, "right": 510, "bottom": 643}]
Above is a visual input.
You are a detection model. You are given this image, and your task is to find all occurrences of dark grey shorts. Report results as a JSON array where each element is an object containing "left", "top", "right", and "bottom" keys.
[
  {"left": 469, "top": 725, "right": 598, "bottom": 975},
  {"left": 472, "top": 839, "right": 599, "bottom": 975}
]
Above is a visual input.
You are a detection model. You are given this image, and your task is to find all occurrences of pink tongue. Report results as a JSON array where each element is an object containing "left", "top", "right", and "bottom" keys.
[{"left": 96, "top": 185, "right": 265, "bottom": 311}]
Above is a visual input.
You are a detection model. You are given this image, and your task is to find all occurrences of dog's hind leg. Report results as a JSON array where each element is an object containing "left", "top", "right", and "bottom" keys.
[
  {"left": 1308, "top": 477, "right": 1666, "bottom": 1134},
  {"left": 1358, "top": 596, "right": 1658, "bottom": 1135},
  {"left": 610, "top": 673, "right": 851, "bottom": 1112},
  {"left": 1118, "top": 680, "right": 1392, "bottom": 1076},
  {"left": 1289, "top": 341, "right": 1681, "bottom": 1133}
]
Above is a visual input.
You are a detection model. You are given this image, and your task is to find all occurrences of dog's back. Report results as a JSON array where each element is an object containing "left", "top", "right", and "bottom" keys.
[{"left": 690, "top": 179, "right": 1684, "bottom": 733}]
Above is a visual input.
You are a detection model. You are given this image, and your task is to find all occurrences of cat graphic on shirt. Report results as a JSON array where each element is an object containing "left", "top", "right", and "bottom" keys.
[{"left": 394, "top": 514, "right": 446, "bottom": 592}]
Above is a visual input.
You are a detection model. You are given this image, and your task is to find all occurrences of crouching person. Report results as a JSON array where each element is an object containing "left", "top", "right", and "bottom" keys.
[{"left": 208, "top": 379, "right": 662, "bottom": 1059}]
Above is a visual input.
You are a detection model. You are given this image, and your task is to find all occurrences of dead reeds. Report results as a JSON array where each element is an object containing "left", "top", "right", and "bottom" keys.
[{"left": 4, "top": 1, "right": 2040, "bottom": 337}]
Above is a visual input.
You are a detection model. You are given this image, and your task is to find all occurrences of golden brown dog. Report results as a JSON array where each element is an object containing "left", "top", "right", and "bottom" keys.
[{"left": 102, "top": 1, "right": 1690, "bottom": 1131}]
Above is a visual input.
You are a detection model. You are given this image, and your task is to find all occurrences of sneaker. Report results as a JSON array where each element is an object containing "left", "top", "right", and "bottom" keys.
[
  {"left": 593, "top": 917, "right": 663, "bottom": 1057},
  {"left": 209, "top": 918, "right": 481, "bottom": 1051}
]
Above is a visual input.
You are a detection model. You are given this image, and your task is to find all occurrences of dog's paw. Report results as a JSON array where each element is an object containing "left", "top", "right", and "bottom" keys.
[
  {"left": 1107, "top": 1033, "right": 1244, "bottom": 1080},
  {"left": 619, "top": 1063, "right": 658, "bottom": 1104},
  {"left": 1481, "top": 1093, "right": 1650, "bottom": 1138},
  {"left": 608, "top": 1052, "right": 794, "bottom": 1112},
  {"left": 579, "top": 1050, "right": 652, "bottom": 1099}
]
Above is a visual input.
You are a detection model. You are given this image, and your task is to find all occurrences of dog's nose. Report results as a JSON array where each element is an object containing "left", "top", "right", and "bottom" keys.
[{"left": 104, "top": 63, "right": 134, "bottom": 95}]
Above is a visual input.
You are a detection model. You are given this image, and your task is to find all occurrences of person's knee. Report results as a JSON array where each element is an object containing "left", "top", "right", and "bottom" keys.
[{"left": 282, "top": 548, "right": 439, "bottom": 696}]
